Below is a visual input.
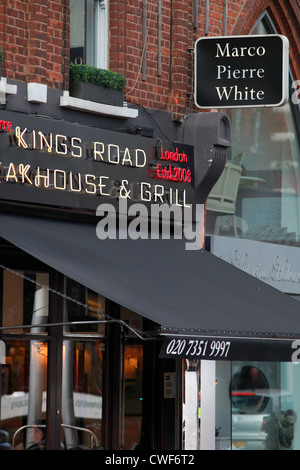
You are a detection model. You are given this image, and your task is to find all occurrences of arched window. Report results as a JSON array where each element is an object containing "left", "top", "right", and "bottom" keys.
[{"left": 207, "top": 13, "right": 300, "bottom": 246}]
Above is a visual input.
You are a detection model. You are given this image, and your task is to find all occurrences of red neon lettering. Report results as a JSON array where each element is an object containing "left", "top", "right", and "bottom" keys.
[
  {"left": 160, "top": 146, "right": 187, "bottom": 163},
  {"left": 147, "top": 164, "right": 191, "bottom": 183},
  {"left": 0, "top": 120, "right": 12, "bottom": 132}
]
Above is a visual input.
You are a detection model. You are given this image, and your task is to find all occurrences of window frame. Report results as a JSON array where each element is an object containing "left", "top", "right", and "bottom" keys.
[{"left": 70, "top": 0, "right": 109, "bottom": 69}]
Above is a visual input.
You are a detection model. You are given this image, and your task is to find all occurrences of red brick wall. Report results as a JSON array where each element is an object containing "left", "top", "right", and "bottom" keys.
[
  {"left": 232, "top": 0, "right": 300, "bottom": 80},
  {"left": 110, "top": 0, "right": 299, "bottom": 119},
  {"left": 110, "top": 0, "right": 196, "bottom": 120},
  {"left": 0, "top": 0, "right": 298, "bottom": 118},
  {"left": 0, "top": 0, "right": 69, "bottom": 89}
]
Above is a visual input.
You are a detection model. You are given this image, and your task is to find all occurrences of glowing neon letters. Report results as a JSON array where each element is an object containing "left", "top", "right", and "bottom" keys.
[
  {"left": 0, "top": 118, "right": 193, "bottom": 210},
  {"left": 12, "top": 127, "right": 146, "bottom": 167}
]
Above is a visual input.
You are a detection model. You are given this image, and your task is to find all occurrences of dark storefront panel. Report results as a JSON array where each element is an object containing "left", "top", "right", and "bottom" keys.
[
  {"left": 0, "top": 110, "right": 195, "bottom": 213},
  {"left": 160, "top": 335, "right": 296, "bottom": 361},
  {"left": 0, "top": 212, "right": 300, "bottom": 346}
]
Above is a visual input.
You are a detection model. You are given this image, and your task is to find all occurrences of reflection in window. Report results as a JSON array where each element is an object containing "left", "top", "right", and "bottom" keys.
[
  {"left": 61, "top": 341, "right": 104, "bottom": 450},
  {"left": 122, "top": 345, "right": 143, "bottom": 450},
  {"left": 231, "top": 366, "right": 269, "bottom": 414},
  {"left": 226, "top": 99, "right": 300, "bottom": 245},
  {"left": 0, "top": 340, "right": 48, "bottom": 450},
  {"left": 206, "top": 17, "right": 300, "bottom": 246},
  {"left": 63, "top": 277, "right": 106, "bottom": 335},
  {"left": 70, "top": 0, "right": 108, "bottom": 69},
  {"left": 231, "top": 362, "right": 300, "bottom": 450},
  {"left": 61, "top": 282, "right": 106, "bottom": 448},
  {"left": 2, "top": 270, "right": 49, "bottom": 334}
]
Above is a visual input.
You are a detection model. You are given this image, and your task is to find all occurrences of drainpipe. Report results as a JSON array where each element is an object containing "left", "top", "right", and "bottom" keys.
[
  {"left": 205, "top": 0, "right": 209, "bottom": 36},
  {"left": 223, "top": 0, "right": 227, "bottom": 36}
]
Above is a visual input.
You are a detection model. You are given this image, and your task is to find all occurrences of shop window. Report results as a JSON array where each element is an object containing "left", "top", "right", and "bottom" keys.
[
  {"left": 60, "top": 279, "right": 107, "bottom": 449},
  {"left": 230, "top": 362, "right": 299, "bottom": 451},
  {"left": 63, "top": 277, "right": 106, "bottom": 336},
  {"left": 122, "top": 345, "right": 143, "bottom": 450},
  {"left": 0, "top": 268, "right": 49, "bottom": 449},
  {"left": 206, "top": 15, "right": 300, "bottom": 246},
  {"left": 182, "top": 359, "right": 201, "bottom": 450},
  {"left": 0, "top": 339, "right": 48, "bottom": 450},
  {"left": 0, "top": 267, "right": 107, "bottom": 450},
  {"left": 120, "top": 307, "right": 144, "bottom": 450},
  {"left": 231, "top": 365, "right": 270, "bottom": 414},
  {"left": 60, "top": 341, "right": 104, "bottom": 450},
  {"left": 70, "top": 0, "right": 108, "bottom": 69},
  {"left": 2, "top": 270, "right": 49, "bottom": 335}
]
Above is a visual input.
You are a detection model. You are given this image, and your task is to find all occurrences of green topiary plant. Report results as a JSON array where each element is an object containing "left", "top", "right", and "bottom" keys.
[
  {"left": 264, "top": 410, "right": 297, "bottom": 450},
  {"left": 70, "top": 63, "right": 125, "bottom": 91},
  {"left": 0, "top": 47, "right": 3, "bottom": 62}
]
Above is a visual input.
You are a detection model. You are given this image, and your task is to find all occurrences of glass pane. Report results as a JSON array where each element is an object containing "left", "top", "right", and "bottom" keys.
[
  {"left": 121, "top": 307, "right": 144, "bottom": 338},
  {"left": 2, "top": 270, "right": 49, "bottom": 335},
  {"left": 61, "top": 341, "right": 104, "bottom": 450},
  {"left": 70, "top": 0, "right": 108, "bottom": 68},
  {"left": 122, "top": 345, "right": 143, "bottom": 450},
  {"left": 86, "top": 0, "right": 96, "bottom": 66},
  {"left": 230, "top": 361, "right": 300, "bottom": 450},
  {"left": 206, "top": 19, "right": 300, "bottom": 246},
  {"left": 63, "top": 277, "right": 106, "bottom": 336},
  {"left": 225, "top": 101, "right": 300, "bottom": 245},
  {"left": 70, "top": 0, "right": 85, "bottom": 64},
  {"left": 182, "top": 360, "right": 201, "bottom": 450},
  {"left": 0, "top": 339, "right": 48, "bottom": 450}
]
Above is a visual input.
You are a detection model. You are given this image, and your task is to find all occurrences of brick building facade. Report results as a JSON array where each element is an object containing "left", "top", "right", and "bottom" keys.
[
  {"left": 0, "top": 1, "right": 299, "bottom": 120},
  {"left": 0, "top": 0, "right": 299, "bottom": 452}
]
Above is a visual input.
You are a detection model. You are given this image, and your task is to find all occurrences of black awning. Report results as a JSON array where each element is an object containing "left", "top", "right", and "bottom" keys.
[{"left": 0, "top": 212, "right": 299, "bottom": 342}]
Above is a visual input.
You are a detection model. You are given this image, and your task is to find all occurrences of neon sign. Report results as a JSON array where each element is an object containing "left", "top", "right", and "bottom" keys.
[
  {"left": 12, "top": 126, "right": 147, "bottom": 167},
  {"left": 0, "top": 111, "right": 195, "bottom": 213},
  {"left": 148, "top": 164, "right": 192, "bottom": 183},
  {"left": 147, "top": 144, "right": 192, "bottom": 183},
  {"left": 160, "top": 146, "right": 188, "bottom": 163},
  {"left": 0, "top": 120, "right": 12, "bottom": 132}
]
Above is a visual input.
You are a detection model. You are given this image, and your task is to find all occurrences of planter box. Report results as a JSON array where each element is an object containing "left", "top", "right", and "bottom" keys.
[{"left": 69, "top": 81, "right": 124, "bottom": 107}]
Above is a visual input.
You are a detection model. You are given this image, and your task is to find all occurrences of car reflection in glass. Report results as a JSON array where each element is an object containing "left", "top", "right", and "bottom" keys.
[{"left": 231, "top": 366, "right": 296, "bottom": 450}]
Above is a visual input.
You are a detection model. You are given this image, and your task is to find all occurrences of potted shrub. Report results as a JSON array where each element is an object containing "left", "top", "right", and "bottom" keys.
[{"left": 69, "top": 63, "right": 126, "bottom": 106}]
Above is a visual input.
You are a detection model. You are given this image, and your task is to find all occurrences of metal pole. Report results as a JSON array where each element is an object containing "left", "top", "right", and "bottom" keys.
[
  {"left": 193, "top": 0, "right": 198, "bottom": 29},
  {"left": 223, "top": 0, "right": 227, "bottom": 36},
  {"left": 142, "top": 0, "right": 147, "bottom": 81},
  {"left": 158, "top": 0, "right": 162, "bottom": 76},
  {"left": 26, "top": 287, "right": 49, "bottom": 448},
  {"left": 205, "top": 0, "right": 209, "bottom": 36}
]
